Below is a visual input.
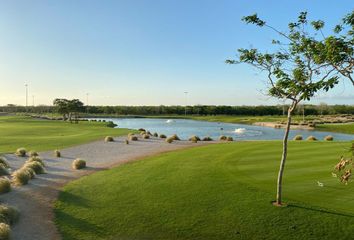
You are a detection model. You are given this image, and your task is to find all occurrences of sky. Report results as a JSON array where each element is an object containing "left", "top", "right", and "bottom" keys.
[{"left": 0, "top": 0, "right": 353, "bottom": 106}]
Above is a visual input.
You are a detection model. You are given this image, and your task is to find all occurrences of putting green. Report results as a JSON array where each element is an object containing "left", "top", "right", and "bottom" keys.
[{"left": 55, "top": 141, "right": 354, "bottom": 239}]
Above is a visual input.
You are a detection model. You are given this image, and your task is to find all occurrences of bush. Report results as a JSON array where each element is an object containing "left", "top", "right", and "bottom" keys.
[
  {"left": 189, "top": 136, "right": 201, "bottom": 142},
  {"left": 159, "top": 134, "right": 167, "bottom": 139},
  {"left": 54, "top": 150, "right": 61, "bottom": 157},
  {"left": 129, "top": 136, "right": 138, "bottom": 141},
  {"left": 106, "top": 121, "right": 117, "bottom": 128},
  {"left": 146, "top": 131, "right": 152, "bottom": 136},
  {"left": 166, "top": 137, "right": 174, "bottom": 143},
  {"left": 138, "top": 128, "right": 146, "bottom": 132},
  {"left": 227, "top": 136, "right": 234, "bottom": 141},
  {"left": 170, "top": 134, "right": 180, "bottom": 141},
  {"left": 0, "top": 205, "right": 19, "bottom": 225},
  {"left": 306, "top": 136, "right": 317, "bottom": 141},
  {"left": 26, "top": 156, "right": 45, "bottom": 167},
  {"left": 15, "top": 148, "right": 26, "bottom": 157},
  {"left": 0, "top": 157, "right": 9, "bottom": 168},
  {"left": 202, "top": 136, "right": 213, "bottom": 141},
  {"left": 293, "top": 135, "right": 303, "bottom": 140},
  {"left": 12, "top": 169, "right": 31, "bottom": 186},
  {"left": 140, "top": 131, "right": 146, "bottom": 135},
  {"left": 125, "top": 139, "right": 129, "bottom": 144},
  {"left": 153, "top": 132, "right": 158, "bottom": 137},
  {"left": 72, "top": 159, "right": 86, "bottom": 170},
  {"left": 24, "top": 167, "right": 36, "bottom": 179},
  {"left": 0, "top": 223, "right": 10, "bottom": 240},
  {"left": 0, "top": 165, "right": 9, "bottom": 177},
  {"left": 128, "top": 133, "right": 135, "bottom": 137},
  {"left": 324, "top": 135, "right": 334, "bottom": 141},
  {"left": 219, "top": 135, "right": 227, "bottom": 141},
  {"left": 105, "top": 136, "right": 114, "bottom": 142},
  {"left": 0, "top": 178, "right": 11, "bottom": 194},
  {"left": 29, "top": 151, "right": 39, "bottom": 157},
  {"left": 143, "top": 134, "right": 150, "bottom": 139},
  {"left": 24, "top": 162, "right": 45, "bottom": 174}
]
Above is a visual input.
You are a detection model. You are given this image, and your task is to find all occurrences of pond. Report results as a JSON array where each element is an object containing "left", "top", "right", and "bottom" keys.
[{"left": 94, "top": 118, "right": 354, "bottom": 141}]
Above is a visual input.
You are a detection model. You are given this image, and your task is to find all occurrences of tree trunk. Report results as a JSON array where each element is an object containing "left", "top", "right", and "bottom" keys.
[{"left": 275, "top": 102, "right": 296, "bottom": 206}]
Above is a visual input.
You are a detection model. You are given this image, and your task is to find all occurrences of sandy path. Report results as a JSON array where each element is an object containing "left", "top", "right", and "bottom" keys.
[{"left": 1, "top": 137, "right": 209, "bottom": 240}]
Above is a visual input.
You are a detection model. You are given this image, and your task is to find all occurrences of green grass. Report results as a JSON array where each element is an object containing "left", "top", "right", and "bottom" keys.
[
  {"left": 316, "top": 123, "right": 354, "bottom": 134},
  {"left": 0, "top": 116, "right": 132, "bottom": 154},
  {"left": 55, "top": 141, "right": 354, "bottom": 240}
]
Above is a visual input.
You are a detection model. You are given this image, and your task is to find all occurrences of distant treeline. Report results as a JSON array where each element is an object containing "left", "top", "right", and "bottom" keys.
[{"left": 1, "top": 104, "right": 354, "bottom": 116}]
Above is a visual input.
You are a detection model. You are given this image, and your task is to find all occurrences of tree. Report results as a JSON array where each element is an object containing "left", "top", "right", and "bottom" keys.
[
  {"left": 53, "top": 98, "right": 70, "bottom": 121},
  {"left": 227, "top": 12, "right": 341, "bottom": 206},
  {"left": 53, "top": 98, "right": 84, "bottom": 122}
]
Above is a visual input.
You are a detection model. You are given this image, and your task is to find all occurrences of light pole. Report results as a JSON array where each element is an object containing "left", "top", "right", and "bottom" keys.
[
  {"left": 32, "top": 95, "right": 35, "bottom": 106},
  {"left": 86, "top": 93, "right": 89, "bottom": 114},
  {"left": 25, "top": 84, "right": 28, "bottom": 110},
  {"left": 184, "top": 91, "right": 188, "bottom": 116}
]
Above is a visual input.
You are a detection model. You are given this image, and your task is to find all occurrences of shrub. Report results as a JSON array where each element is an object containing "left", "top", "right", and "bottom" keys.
[
  {"left": 226, "top": 136, "right": 234, "bottom": 141},
  {"left": 138, "top": 128, "right": 146, "bottom": 132},
  {"left": 129, "top": 135, "right": 138, "bottom": 141},
  {"left": 306, "top": 136, "right": 317, "bottom": 141},
  {"left": 0, "top": 178, "right": 11, "bottom": 194},
  {"left": 0, "top": 223, "right": 10, "bottom": 240},
  {"left": 0, "top": 205, "right": 19, "bottom": 225},
  {"left": 29, "top": 151, "right": 39, "bottom": 157},
  {"left": 293, "top": 135, "right": 303, "bottom": 140},
  {"left": 106, "top": 121, "right": 117, "bottom": 128},
  {"left": 72, "top": 159, "right": 86, "bottom": 170},
  {"left": 170, "top": 134, "right": 180, "bottom": 141},
  {"left": 26, "top": 156, "right": 45, "bottom": 166},
  {"left": 143, "top": 134, "right": 150, "bottom": 139},
  {"left": 0, "top": 165, "right": 9, "bottom": 177},
  {"left": 128, "top": 133, "right": 135, "bottom": 137},
  {"left": 189, "top": 135, "right": 201, "bottom": 142},
  {"left": 24, "top": 167, "right": 36, "bottom": 179},
  {"left": 146, "top": 131, "right": 152, "bottom": 136},
  {"left": 324, "top": 135, "right": 334, "bottom": 141},
  {"left": 24, "top": 162, "right": 45, "bottom": 174},
  {"left": 105, "top": 136, "right": 114, "bottom": 142},
  {"left": 153, "top": 132, "right": 158, "bottom": 137},
  {"left": 166, "top": 137, "right": 174, "bottom": 143},
  {"left": 202, "top": 136, "right": 213, "bottom": 141},
  {"left": 140, "top": 131, "right": 146, "bottom": 135},
  {"left": 159, "top": 134, "right": 167, "bottom": 139},
  {"left": 308, "top": 123, "right": 316, "bottom": 128},
  {"left": 125, "top": 139, "right": 129, "bottom": 144},
  {"left": 0, "top": 157, "right": 9, "bottom": 168},
  {"left": 219, "top": 135, "right": 227, "bottom": 141},
  {"left": 15, "top": 148, "right": 26, "bottom": 157},
  {"left": 12, "top": 169, "right": 31, "bottom": 186},
  {"left": 54, "top": 150, "right": 61, "bottom": 158}
]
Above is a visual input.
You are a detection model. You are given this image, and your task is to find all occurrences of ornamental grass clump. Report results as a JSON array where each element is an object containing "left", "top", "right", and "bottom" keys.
[
  {"left": 0, "top": 178, "right": 11, "bottom": 194},
  {"left": 202, "top": 136, "right": 213, "bottom": 141},
  {"left": 105, "top": 136, "right": 114, "bottom": 142},
  {"left": 165, "top": 137, "right": 174, "bottom": 143},
  {"left": 72, "top": 159, "right": 86, "bottom": 170},
  {"left": 12, "top": 169, "right": 31, "bottom": 186},
  {"left": 324, "top": 135, "right": 334, "bottom": 141},
  {"left": 143, "top": 134, "right": 150, "bottom": 139},
  {"left": 159, "top": 134, "right": 167, "bottom": 139},
  {"left": 129, "top": 135, "right": 138, "bottom": 141},
  {"left": 0, "top": 157, "right": 9, "bottom": 169},
  {"left": 24, "top": 162, "right": 45, "bottom": 175},
  {"left": 15, "top": 148, "right": 26, "bottom": 157},
  {"left": 0, "top": 205, "right": 19, "bottom": 225},
  {"left": 153, "top": 132, "right": 158, "bottom": 137},
  {"left": 170, "top": 134, "right": 180, "bottom": 141},
  {"left": 219, "top": 135, "right": 227, "bottom": 141},
  {"left": 189, "top": 136, "right": 201, "bottom": 142},
  {"left": 26, "top": 156, "right": 45, "bottom": 167},
  {"left": 306, "top": 136, "right": 317, "bottom": 141},
  {"left": 54, "top": 150, "right": 61, "bottom": 157},
  {"left": 125, "top": 139, "right": 129, "bottom": 144},
  {"left": 0, "top": 222, "right": 10, "bottom": 240},
  {"left": 29, "top": 151, "right": 39, "bottom": 157},
  {"left": 293, "top": 135, "right": 303, "bottom": 140},
  {"left": 0, "top": 165, "right": 9, "bottom": 177},
  {"left": 227, "top": 136, "right": 234, "bottom": 141}
]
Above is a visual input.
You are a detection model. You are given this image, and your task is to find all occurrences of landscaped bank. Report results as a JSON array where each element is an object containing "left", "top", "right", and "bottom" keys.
[{"left": 55, "top": 141, "right": 354, "bottom": 240}]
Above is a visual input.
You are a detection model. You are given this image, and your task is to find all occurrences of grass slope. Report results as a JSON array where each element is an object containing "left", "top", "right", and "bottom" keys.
[
  {"left": 55, "top": 141, "right": 354, "bottom": 240},
  {"left": 316, "top": 123, "right": 354, "bottom": 134},
  {"left": 0, "top": 116, "right": 132, "bottom": 154}
]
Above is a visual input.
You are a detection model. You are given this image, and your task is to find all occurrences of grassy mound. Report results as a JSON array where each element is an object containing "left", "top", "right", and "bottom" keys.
[
  {"left": 55, "top": 141, "right": 354, "bottom": 240},
  {"left": 72, "top": 159, "right": 86, "bottom": 170}
]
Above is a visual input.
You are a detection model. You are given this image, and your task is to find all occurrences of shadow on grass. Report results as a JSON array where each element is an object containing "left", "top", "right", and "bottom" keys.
[
  {"left": 288, "top": 204, "right": 354, "bottom": 218},
  {"left": 58, "top": 191, "right": 91, "bottom": 208}
]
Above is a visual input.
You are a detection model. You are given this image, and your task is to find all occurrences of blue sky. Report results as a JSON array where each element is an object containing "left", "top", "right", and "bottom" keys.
[{"left": 0, "top": 0, "right": 353, "bottom": 106}]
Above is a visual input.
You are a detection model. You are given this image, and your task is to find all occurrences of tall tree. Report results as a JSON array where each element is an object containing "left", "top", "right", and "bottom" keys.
[{"left": 227, "top": 12, "right": 341, "bottom": 206}]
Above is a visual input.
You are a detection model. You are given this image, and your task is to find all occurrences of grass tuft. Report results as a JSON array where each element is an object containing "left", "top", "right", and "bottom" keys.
[
  {"left": 29, "top": 151, "right": 39, "bottom": 157},
  {"left": 219, "top": 135, "right": 227, "bottom": 141},
  {"left": 54, "top": 150, "right": 61, "bottom": 157},
  {"left": 26, "top": 156, "right": 45, "bottom": 167},
  {"left": 0, "top": 223, "right": 10, "bottom": 240},
  {"left": 226, "top": 136, "right": 234, "bottom": 141},
  {"left": 165, "top": 137, "right": 174, "bottom": 143},
  {"left": 129, "top": 136, "right": 138, "bottom": 141},
  {"left": 0, "top": 165, "right": 9, "bottom": 177},
  {"left": 170, "top": 134, "right": 180, "bottom": 141},
  {"left": 72, "top": 159, "right": 86, "bottom": 170},
  {"left": 0, "top": 178, "right": 11, "bottom": 194},
  {"left": 324, "top": 135, "right": 334, "bottom": 141},
  {"left": 0, "top": 157, "right": 9, "bottom": 169},
  {"left": 153, "top": 133, "right": 158, "bottom": 137},
  {"left": 24, "top": 161, "right": 45, "bottom": 174},
  {"left": 188, "top": 136, "right": 201, "bottom": 142},
  {"left": 202, "top": 136, "right": 213, "bottom": 141},
  {"left": 125, "top": 139, "right": 129, "bottom": 145},
  {"left": 105, "top": 136, "right": 114, "bottom": 142},
  {"left": 0, "top": 205, "right": 19, "bottom": 225},
  {"left": 159, "top": 134, "right": 167, "bottom": 139},
  {"left": 306, "top": 136, "right": 317, "bottom": 141},
  {"left": 293, "top": 135, "right": 303, "bottom": 140},
  {"left": 12, "top": 168, "right": 31, "bottom": 186},
  {"left": 15, "top": 148, "right": 27, "bottom": 157},
  {"left": 143, "top": 134, "right": 150, "bottom": 139}
]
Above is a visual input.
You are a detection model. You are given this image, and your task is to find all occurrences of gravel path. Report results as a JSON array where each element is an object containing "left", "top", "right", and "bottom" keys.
[{"left": 1, "top": 136, "right": 210, "bottom": 240}]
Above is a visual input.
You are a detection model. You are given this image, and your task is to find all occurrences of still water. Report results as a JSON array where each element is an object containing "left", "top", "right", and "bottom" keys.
[{"left": 95, "top": 118, "right": 354, "bottom": 141}]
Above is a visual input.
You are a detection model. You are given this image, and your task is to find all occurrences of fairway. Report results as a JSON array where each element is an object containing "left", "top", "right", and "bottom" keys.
[
  {"left": 0, "top": 116, "right": 132, "bottom": 154},
  {"left": 55, "top": 141, "right": 354, "bottom": 240}
]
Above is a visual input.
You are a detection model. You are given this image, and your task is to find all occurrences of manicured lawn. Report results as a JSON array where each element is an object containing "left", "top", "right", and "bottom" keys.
[
  {"left": 0, "top": 116, "right": 132, "bottom": 154},
  {"left": 55, "top": 141, "right": 354, "bottom": 240},
  {"left": 316, "top": 123, "right": 354, "bottom": 134}
]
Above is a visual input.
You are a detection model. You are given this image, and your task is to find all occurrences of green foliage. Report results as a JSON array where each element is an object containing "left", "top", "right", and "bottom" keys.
[{"left": 106, "top": 121, "right": 117, "bottom": 128}]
